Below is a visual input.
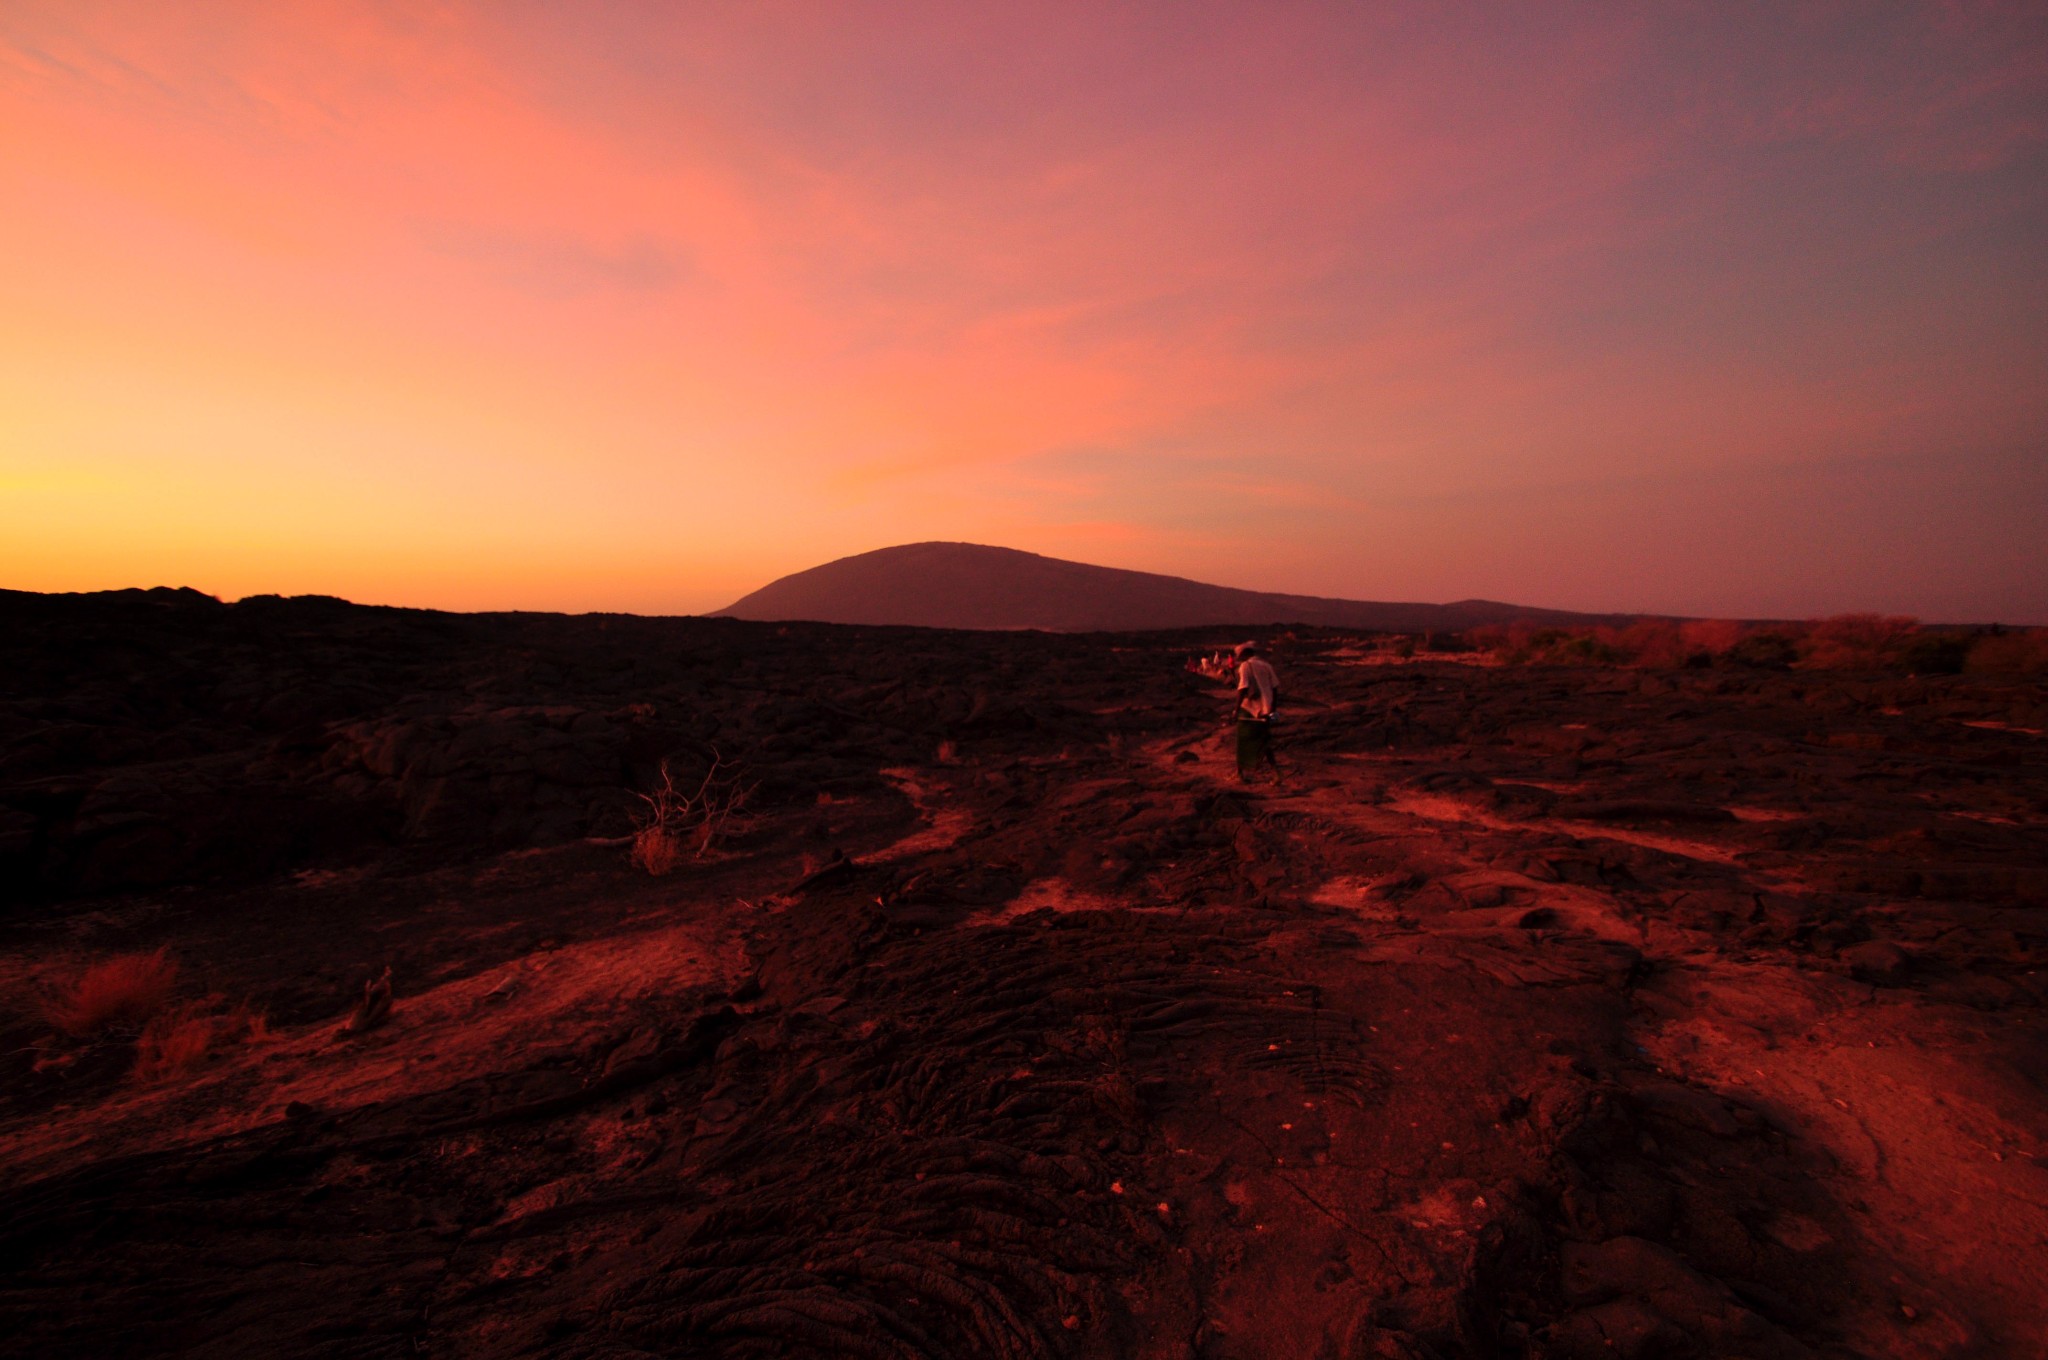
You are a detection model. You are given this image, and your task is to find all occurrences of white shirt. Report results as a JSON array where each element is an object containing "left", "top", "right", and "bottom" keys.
[{"left": 1237, "top": 657, "right": 1278, "bottom": 718}]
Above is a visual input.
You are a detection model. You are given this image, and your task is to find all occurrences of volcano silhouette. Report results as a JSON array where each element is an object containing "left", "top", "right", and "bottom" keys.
[{"left": 717, "top": 542, "right": 1628, "bottom": 632}]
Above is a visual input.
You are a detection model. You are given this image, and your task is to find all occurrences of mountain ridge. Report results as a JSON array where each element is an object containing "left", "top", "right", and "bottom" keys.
[{"left": 717, "top": 542, "right": 1642, "bottom": 632}]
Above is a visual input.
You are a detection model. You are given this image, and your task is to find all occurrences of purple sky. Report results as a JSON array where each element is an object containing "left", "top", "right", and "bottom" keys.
[{"left": 4, "top": 2, "right": 2045, "bottom": 619}]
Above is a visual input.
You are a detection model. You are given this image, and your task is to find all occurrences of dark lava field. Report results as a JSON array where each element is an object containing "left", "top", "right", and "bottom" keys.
[{"left": 2, "top": 587, "right": 2045, "bottom": 1359}]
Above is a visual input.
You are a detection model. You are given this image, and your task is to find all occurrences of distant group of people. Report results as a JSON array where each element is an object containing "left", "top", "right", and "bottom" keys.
[{"left": 1186, "top": 641, "right": 1281, "bottom": 783}]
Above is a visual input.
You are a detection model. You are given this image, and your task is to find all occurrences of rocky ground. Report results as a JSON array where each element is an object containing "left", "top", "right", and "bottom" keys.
[{"left": 1, "top": 588, "right": 2045, "bottom": 1358}]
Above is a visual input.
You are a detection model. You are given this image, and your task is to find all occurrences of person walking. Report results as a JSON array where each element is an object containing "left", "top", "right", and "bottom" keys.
[{"left": 1232, "top": 641, "right": 1281, "bottom": 783}]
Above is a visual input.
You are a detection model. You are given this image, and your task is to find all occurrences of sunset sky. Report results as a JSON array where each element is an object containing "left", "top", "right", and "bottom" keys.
[{"left": 3, "top": 2, "right": 2044, "bottom": 621}]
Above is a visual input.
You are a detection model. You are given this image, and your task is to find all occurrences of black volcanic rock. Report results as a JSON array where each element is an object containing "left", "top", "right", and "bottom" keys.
[
  {"left": 716, "top": 541, "right": 1629, "bottom": 632},
  {"left": 3, "top": 584, "right": 2047, "bottom": 1357}
]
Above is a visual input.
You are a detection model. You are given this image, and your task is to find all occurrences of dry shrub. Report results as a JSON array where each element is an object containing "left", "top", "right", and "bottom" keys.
[
  {"left": 47, "top": 949, "right": 179, "bottom": 1037},
  {"left": 1465, "top": 622, "right": 1524, "bottom": 657},
  {"left": 1468, "top": 612, "right": 2004, "bottom": 674},
  {"left": 1474, "top": 619, "right": 1690, "bottom": 668},
  {"left": 133, "top": 1003, "right": 215, "bottom": 1082},
  {"left": 632, "top": 826, "right": 685, "bottom": 877},
  {"left": 1680, "top": 619, "right": 1744, "bottom": 655},
  {"left": 1801, "top": 614, "right": 1919, "bottom": 670},
  {"left": 630, "top": 750, "right": 756, "bottom": 876},
  {"left": 1899, "top": 631, "right": 1972, "bottom": 675},
  {"left": 132, "top": 1000, "right": 271, "bottom": 1083},
  {"left": 1724, "top": 630, "right": 1801, "bottom": 669},
  {"left": 1477, "top": 624, "right": 1624, "bottom": 667},
  {"left": 1966, "top": 630, "right": 2048, "bottom": 676},
  {"left": 1613, "top": 620, "right": 1685, "bottom": 668},
  {"left": 1618, "top": 618, "right": 1754, "bottom": 669}
]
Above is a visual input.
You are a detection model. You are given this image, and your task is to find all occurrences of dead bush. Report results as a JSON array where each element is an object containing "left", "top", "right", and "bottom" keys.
[
  {"left": 1519, "top": 628, "right": 1623, "bottom": 666},
  {"left": 1900, "top": 632, "right": 1972, "bottom": 675},
  {"left": 132, "top": 1000, "right": 271, "bottom": 1083},
  {"left": 1966, "top": 629, "right": 2048, "bottom": 676},
  {"left": 630, "top": 750, "right": 756, "bottom": 876},
  {"left": 1725, "top": 630, "right": 1801, "bottom": 669},
  {"left": 234, "top": 1004, "right": 272, "bottom": 1045},
  {"left": 1679, "top": 619, "right": 1744, "bottom": 655},
  {"left": 133, "top": 1003, "right": 215, "bottom": 1082},
  {"left": 47, "top": 949, "right": 179, "bottom": 1037},
  {"left": 632, "top": 825, "right": 685, "bottom": 876},
  {"left": 1614, "top": 620, "right": 1686, "bottom": 668},
  {"left": 1468, "top": 613, "right": 1993, "bottom": 675},
  {"left": 1801, "top": 614, "right": 1919, "bottom": 670},
  {"left": 1658, "top": 616, "right": 1991, "bottom": 673},
  {"left": 1467, "top": 622, "right": 1528, "bottom": 660},
  {"left": 1471, "top": 623, "right": 1627, "bottom": 667},
  {"left": 1616, "top": 618, "right": 1753, "bottom": 669}
]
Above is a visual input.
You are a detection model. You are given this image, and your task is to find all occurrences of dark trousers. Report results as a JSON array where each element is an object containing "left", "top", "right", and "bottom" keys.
[{"left": 1235, "top": 716, "right": 1275, "bottom": 776}]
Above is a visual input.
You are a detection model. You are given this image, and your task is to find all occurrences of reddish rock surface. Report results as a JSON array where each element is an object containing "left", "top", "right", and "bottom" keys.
[{"left": 2, "top": 590, "right": 2045, "bottom": 1357}]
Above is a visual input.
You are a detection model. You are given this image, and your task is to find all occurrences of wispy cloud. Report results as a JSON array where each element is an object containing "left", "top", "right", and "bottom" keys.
[{"left": 415, "top": 223, "right": 686, "bottom": 297}]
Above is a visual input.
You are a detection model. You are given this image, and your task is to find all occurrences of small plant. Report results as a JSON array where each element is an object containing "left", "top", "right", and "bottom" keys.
[
  {"left": 1801, "top": 614, "right": 1919, "bottom": 670},
  {"left": 1613, "top": 620, "right": 1685, "bottom": 668},
  {"left": 132, "top": 1003, "right": 215, "bottom": 1082},
  {"left": 630, "top": 750, "right": 757, "bottom": 876},
  {"left": 131, "top": 1000, "right": 270, "bottom": 1082},
  {"left": 1966, "top": 629, "right": 2048, "bottom": 676},
  {"left": 935, "top": 739, "right": 960, "bottom": 765},
  {"left": 233, "top": 1004, "right": 272, "bottom": 1046},
  {"left": 1485, "top": 627, "right": 1626, "bottom": 666},
  {"left": 1900, "top": 632, "right": 1971, "bottom": 676},
  {"left": 1679, "top": 619, "right": 1744, "bottom": 655},
  {"left": 632, "top": 824, "right": 685, "bottom": 875},
  {"left": 341, "top": 967, "right": 393, "bottom": 1035},
  {"left": 47, "top": 949, "right": 179, "bottom": 1037},
  {"left": 1470, "top": 614, "right": 2013, "bottom": 675},
  {"left": 1725, "top": 631, "right": 1801, "bottom": 670}
]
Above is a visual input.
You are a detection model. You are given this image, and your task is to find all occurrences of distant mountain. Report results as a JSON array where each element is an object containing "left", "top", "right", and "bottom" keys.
[{"left": 716, "top": 542, "right": 1636, "bottom": 633}]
